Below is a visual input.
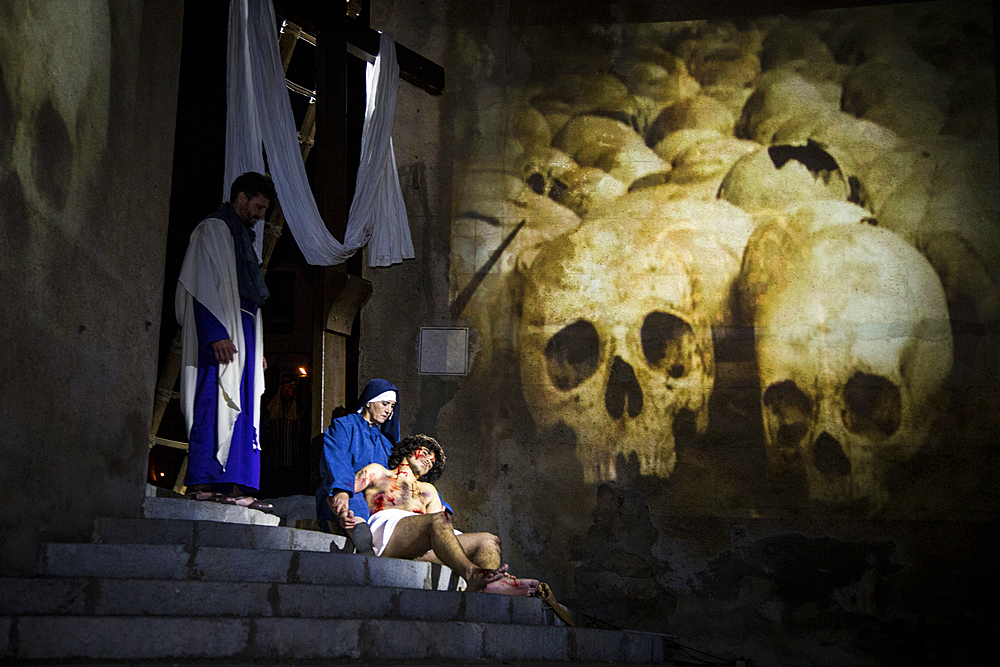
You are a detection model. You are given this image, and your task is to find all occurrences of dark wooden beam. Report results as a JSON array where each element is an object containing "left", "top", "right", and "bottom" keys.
[{"left": 275, "top": 1, "right": 444, "bottom": 95}]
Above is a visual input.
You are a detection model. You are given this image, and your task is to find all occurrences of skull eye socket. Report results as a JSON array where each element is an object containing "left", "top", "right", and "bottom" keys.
[
  {"left": 763, "top": 380, "right": 812, "bottom": 451},
  {"left": 32, "top": 99, "right": 72, "bottom": 211},
  {"left": 544, "top": 319, "right": 601, "bottom": 391},
  {"left": 526, "top": 171, "right": 546, "bottom": 195},
  {"left": 843, "top": 372, "right": 901, "bottom": 438},
  {"left": 641, "top": 311, "right": 694, "bottom": 377}
]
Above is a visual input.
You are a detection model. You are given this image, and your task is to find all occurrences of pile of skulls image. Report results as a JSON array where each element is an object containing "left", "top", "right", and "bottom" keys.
[{"left": 451, "top": 2, "right": 996, "bottom": 505}]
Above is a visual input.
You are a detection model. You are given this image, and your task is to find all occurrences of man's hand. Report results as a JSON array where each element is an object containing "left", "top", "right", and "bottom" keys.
[
  {"left": 210, "top": 339, "right": 237, "bottom": 364},
  {"left": 327, "top": 491, "right": 361, "bottom": 529},
  {"left": 339, "top": 508, "right": 362, "bottom": 530}
]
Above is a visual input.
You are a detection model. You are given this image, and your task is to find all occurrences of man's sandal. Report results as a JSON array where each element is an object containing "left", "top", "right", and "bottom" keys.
[
  {"left": 217, "top": 495, "right": 273, "bottom": 511},
  {"left": 185, "top": 490, "right": 226, "bottom": 502}
]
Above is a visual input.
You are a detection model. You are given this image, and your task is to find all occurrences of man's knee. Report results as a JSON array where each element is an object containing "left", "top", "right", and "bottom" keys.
[{"left": 430, "top": 511, "right": 454, "bottom": 530}]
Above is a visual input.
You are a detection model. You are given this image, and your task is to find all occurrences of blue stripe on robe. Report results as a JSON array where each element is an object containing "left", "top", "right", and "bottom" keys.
[{"left": 185, "top": 296, "right": 261, "bottom": 491}]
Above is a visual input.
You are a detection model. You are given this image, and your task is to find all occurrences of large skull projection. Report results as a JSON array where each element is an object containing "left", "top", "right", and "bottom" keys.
[
  {"left": 0, "top": 1, "right": 111, "bottom": 236},
  {"left": 519, "top": 195, "right": 753, "bottom": 483},
  {"left": 741, "top": 222, "right": 953, "bottom": 507}
]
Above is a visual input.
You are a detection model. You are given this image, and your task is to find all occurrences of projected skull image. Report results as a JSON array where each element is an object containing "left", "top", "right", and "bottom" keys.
[
  {"left": 740, "top": 217, "right": 953, "bottom": 506},
  {"left": 448, "top": 1, "right": 997, "bottom": 513},
  {"left": 0, "top": 1, "right": 111, "bottom": 234},
  {"left": 519, "top": 196, "right": 753, "bottom": 482}
]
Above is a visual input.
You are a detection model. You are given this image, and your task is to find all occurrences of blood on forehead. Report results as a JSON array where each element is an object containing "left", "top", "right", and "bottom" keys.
[{"left": 412, "top": 447, "right": 434, "bottom": 461}]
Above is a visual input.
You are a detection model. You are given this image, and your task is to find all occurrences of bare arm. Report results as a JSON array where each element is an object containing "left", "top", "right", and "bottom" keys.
[
  {"left": 422, "top": 482, "right": 444, "bottom": 514},
  {"left": 354, "top": 464, "right": 386, "bottom": 493}
]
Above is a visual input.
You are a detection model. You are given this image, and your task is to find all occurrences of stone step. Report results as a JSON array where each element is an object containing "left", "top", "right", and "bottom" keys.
[
  {"left": 39, "top": 543, "right": 460, "bottom": 591},
  {"left": 92, "top": 516, "right": 349, "bottom": 554},
  {"left": 0, "top": 576, "right": 549, "bottom": 626},
  {"left": 0, "top": 615, "right": 668, "bottom": 663},
  {"left": 142, "top": 496, "right": 281, "bottom": 526}
]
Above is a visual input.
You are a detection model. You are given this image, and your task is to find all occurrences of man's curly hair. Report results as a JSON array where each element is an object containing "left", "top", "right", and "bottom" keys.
[{"left": 388, "top": 434, "right": 446, "bottom": 482}]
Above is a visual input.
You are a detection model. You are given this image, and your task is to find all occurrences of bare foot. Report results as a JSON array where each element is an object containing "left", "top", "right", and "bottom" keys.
[
  {"left": 465, "top": 567, "right": 505, "bottom": 593},
  {"left": 483, "top": 572, "right": 541, "bottom": 596}
]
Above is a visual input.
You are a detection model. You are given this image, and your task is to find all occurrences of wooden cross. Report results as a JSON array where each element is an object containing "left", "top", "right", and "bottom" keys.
[
  {"left": 149, "top": 0, "right": 445, "bottom": 493},
  {"left": 273, "top": 0, "right": 445, "bottom": 436}
]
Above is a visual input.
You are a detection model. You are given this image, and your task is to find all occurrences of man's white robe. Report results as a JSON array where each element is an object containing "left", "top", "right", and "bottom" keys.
[{"left": 175, "top": 217, "right": 265, "bottom": 469}]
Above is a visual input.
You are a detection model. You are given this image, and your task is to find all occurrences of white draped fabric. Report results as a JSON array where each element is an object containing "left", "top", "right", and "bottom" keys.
[{"left": 225, "top": 0, "right": 413, "bottom": 267}]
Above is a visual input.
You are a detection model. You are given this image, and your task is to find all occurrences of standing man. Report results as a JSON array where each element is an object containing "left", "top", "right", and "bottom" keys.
[{"left": 176, "top": 172, "right": 274, "bottom": 509}]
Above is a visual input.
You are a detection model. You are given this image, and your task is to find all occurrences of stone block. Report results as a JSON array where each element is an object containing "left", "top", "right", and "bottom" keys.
[
  {"left": 483, "top": 623, "right": 569, "bottom": 661},
  {"left": 193, "top": 546, "right": 291, "bottom": 582},
  {"left": 295, "top": 551, "right": 368, "bottom": 586},
  {"left": 290, "top": 527, "right": 343, "bottom": 552},
  {"left": 93, "top": 579, "right": 274, "bottom": 617},
  {"left": 250, "top": 524, "right": 304, "bottom": 551},
  {"left": 14, "top": 616, "right": 248, "bottom": 660},
  {"left": 574, "top": 627, "right": 624, "bottom": 663},
  {"left": 365, "top": 619, "right": 484, "bottom": 660},
  {"left": 0, "top": 577, "right": 90, "bottom": 615},
  {"left": 510, "top": 595, "right": 546, "bottom": 625},
  {"left": 275, "top": 583, "right": 393, "bottom": 619},
  {"left": 463, "top": 592, "right": 512, "bottom": 624},
  {"left": 0, "top": 616, "right": 10, "bottom": 658},
  {"left": 425, "top": 562, "right": 463, "bottom": 590},
  {"left": 398, "top": 588, "right": 462, "bottom": 621},
  {"left": 368, "top": 556, "right": 431, "bottom": 589},
  {"left": 194, "top": 521, "right": 262, "bottom": 549},
  {"left": 142, "top": 496, "right": 280, "bottom": 526},
  {"left": 253, "top": 617, "right": 361, "bottom": 659},
  {"left": 92, "top": 516, "right": 193, "bottom": 545},
  {"left": 40, "top": 544, "right": 190, "bottom": 580},
  {"left": 624, "top": 630, "right": 656, "bottom": 663}
]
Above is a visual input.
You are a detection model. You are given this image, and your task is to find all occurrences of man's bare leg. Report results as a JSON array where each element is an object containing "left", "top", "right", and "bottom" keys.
[
  {"left": 381, "top": 513, "right": 502, "bottom": 592},
  {"left": 416, "top": 532, "right": 502, "bottom": 570}
]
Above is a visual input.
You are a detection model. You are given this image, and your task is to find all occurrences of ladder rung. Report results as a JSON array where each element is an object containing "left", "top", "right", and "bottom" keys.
[{"left": 149, "top": 436, "right": 189, "bottom": 451}]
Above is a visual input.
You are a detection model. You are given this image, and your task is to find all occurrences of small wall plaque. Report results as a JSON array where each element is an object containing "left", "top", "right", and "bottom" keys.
[{"left": 418, "top": 327, "right": 469, "bottom": 375}]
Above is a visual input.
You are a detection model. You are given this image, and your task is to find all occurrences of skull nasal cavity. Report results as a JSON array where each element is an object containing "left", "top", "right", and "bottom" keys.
[
  {"left": 641, "top": 311, "right": 693, "bottom": 377},
  {"left": 605, "top": 356, "right": 643, "bottom": 419},
  {"left": 764, "top": 381, "right": 812, "bottom": 450},
  {"left": 813, "top": 432, "right": 851, "bottom": 479},
  {"left": 544, "top": 319, "right": 601, "bottom": 391}
]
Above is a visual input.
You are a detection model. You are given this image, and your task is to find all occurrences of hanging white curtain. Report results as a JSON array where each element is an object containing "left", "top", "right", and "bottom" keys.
[
  {"left": 225, "top": 0, "right": 413, "bottom": 267},
  {"left": 347, "top": 33, "right": 414, "bottom": 267}
]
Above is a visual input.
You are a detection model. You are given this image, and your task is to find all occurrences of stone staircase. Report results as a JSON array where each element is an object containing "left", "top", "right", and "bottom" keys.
[{"left": 0, "top": 496, "right": 672, "bottom": 664}]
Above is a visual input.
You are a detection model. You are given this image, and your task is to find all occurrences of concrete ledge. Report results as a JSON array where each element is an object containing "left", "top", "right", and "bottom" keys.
[
  {"left": 38, "top": 543, "right": 465, "bottom": 592},
  {"left": 254, "top": 617, "right": 362, "bottom": 659},
  {"left": 11, "top": 616, "right": 250, "bottom": 660},
  {"left": 0, "top": 577, "right": 548, "bottom": 627},
  {"left": 484, "top": 623, "right": 570, "bottom": 661},
  {"left": 93, "top": 516, "right": 349, "bottom": 553},
  {"left": 142, "top": 496, "right": 280, "bottom": 526},
  {"left": 364, "top": 619, "right": 485, "bottom": 661},
  {"left": 1, "top": 614, "right": 666, "bottom": 663},
  {"left": 40, "top": 544, "right": 191, "bottom": 580}
]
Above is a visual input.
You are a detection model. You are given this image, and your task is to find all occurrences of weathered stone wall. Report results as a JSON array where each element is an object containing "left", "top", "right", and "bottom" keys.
[
  {"left": 362, "top": 0, "right": 998, "bottom": 663},
  {"left": 0, "top": 1, "right": 183, "bottom": 573}
]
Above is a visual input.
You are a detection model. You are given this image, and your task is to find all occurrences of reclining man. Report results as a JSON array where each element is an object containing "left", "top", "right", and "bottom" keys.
[{"left": 345, "top": 434, "right": 539, "bottom": 596}]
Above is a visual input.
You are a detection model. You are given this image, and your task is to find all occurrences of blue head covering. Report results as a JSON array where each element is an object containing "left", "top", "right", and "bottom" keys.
[{"left": 355, "top": 379, "right": 400, "bottom": 445}]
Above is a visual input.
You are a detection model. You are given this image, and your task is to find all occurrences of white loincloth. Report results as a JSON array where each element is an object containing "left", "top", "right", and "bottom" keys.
[{"left": 368, "top": 508, "right": 462, "bottom": 557}]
